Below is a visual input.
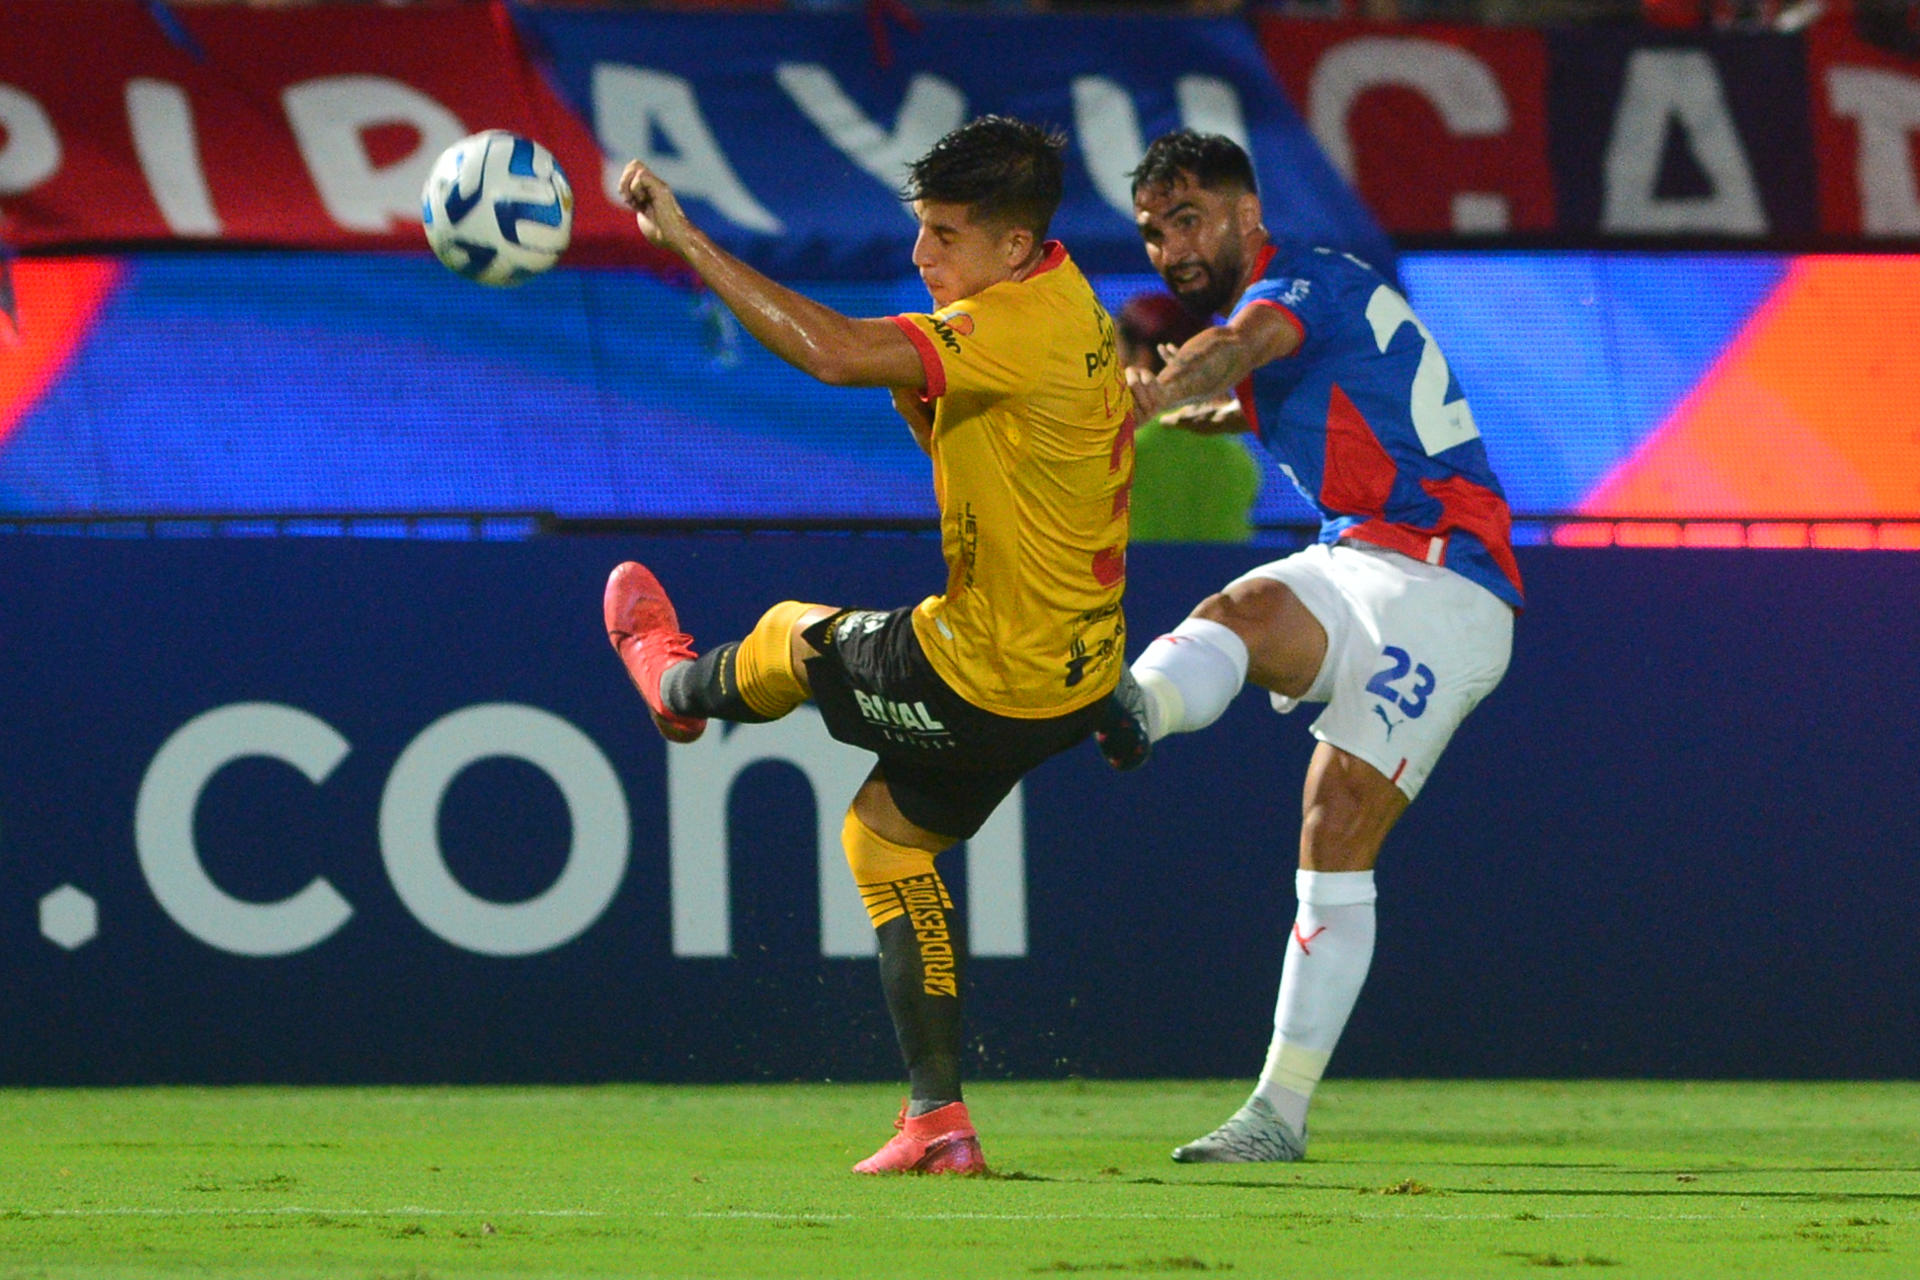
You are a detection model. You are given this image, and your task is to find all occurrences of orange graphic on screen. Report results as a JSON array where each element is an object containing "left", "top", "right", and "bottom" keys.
[
  {"left": 1583, "top": 258, "right": 1920, "bottom": 519},
  {"left": 0, "top": 258, "right": 123, "bottom": 450}
]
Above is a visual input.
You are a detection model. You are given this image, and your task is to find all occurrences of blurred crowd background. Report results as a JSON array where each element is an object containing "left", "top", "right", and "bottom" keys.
[{"left": 130, "top": 0, "right": 1913, "bottom": 43}]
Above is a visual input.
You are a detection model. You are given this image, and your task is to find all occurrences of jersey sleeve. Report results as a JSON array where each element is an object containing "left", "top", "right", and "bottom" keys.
[
  {"left": 889, "top": 289, "right": 1035, "bottom": 402},
  {"left": 1232, "top": 273, "right": 1314, "bottom": 350}
]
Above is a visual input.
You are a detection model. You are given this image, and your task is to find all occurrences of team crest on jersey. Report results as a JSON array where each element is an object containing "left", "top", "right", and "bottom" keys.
[{"left": 1278, "top": 278, "right": 1311, "bottom": 307}]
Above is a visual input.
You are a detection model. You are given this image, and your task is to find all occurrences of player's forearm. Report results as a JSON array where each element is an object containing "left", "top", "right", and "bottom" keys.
[
  {"left": 676, "top": 228, "right": 873, "bottom": 386},
  {"left": 1155, "top": 328, "right": 1259, "bottom": 408}
]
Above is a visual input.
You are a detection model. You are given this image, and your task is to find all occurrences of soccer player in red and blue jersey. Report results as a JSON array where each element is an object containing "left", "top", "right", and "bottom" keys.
[{"left": 1103, "top": 130, "right": 1522, "bottom": 1163}]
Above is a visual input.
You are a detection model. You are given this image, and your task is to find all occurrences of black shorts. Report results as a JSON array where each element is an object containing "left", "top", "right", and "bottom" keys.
[{"left": 802, "top": 606, "right": 1103, "bottom": 841}]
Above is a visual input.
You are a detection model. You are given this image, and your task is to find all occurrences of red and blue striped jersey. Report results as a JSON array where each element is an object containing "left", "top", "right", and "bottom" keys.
[{"left": 1230, "top": 241, "right": 1523, "bottom": 608}]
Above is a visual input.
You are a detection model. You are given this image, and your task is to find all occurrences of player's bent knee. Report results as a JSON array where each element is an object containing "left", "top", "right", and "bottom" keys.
[
  {"left": 736, "top": 600, "right": 825, "bottom": 718},
  {"left": 1198, "top": 579, "right": 1327, "bottom": 703},
  {"left": 843, "top": 809, "right": 943, "bottom": 929},
  {"left": 843, "top": 809, "right": 937, "bottom": 885},
  {"left": 1198, "top": 577, "right": 1295, "bottom": 630},
  {"left": 784, "top": 603, "right": 839, "bottom": 667}
]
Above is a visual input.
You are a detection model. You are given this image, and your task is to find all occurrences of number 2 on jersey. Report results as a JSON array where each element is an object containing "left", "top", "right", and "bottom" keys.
[{"left": 1363, "top": 285, "right": 1479, "bottom": 458}]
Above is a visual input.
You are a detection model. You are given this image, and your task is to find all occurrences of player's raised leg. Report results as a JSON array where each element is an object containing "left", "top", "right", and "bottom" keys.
[
  {"left": 1101, "top": 575, "right": 1327, "bottom": 769},
  {"left": 604, "top": 561, "right": 832, "bottom": 741}
]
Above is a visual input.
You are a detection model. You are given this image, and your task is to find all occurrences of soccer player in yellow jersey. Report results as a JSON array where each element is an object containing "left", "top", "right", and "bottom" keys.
[{"left": 605, "top": 117, "right": 1135, "bottom": 1174}]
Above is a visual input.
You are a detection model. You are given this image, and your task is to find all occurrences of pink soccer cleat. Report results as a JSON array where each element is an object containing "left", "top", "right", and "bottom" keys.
[
  {"left": 853, "top": 1101, "right": 988, "bottom": 1176},
  {"left": 604, "top": 561, "right": 706, "bottom": 744}
]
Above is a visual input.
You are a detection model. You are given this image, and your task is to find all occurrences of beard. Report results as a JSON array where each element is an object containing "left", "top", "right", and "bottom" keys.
[{"left": 1164, "top": 241, "right": 1245, "bottom": 321}]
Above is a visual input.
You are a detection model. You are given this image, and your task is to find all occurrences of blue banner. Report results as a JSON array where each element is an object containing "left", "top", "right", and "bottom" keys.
[
  {"left": 7, "top": 250, "right": 1829, "bottom": 523},
  {"left": 516, "top": 11, "right": 1396, "bottom": 279},
  {"left": 2, "top": 535, "right": 1917, "bottom": 1084}
]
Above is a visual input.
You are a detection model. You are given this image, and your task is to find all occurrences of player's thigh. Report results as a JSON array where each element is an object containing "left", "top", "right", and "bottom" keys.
[
  {"left": 1192, "top": 573, "right": 1329, "bottom": 701},
  {"left": 875, "top": 703, "right": 1100, "bottom": 843},
  {"left": 851, "top": 768, "right": 958, "bottom": 853},
  {"left": 804, "top": 606, "right": 1098, "bottom": 841},
  {"left": 803, "top": 606, "right": 964, "bottom": 755},
  {"left": 1217, "top": 544, "right": 1353, "bottom": 705},
  {"left": 868, "top": 760, "right": 1021, "bottom": 847},
  {"left": 1305, "top": 546, "right": 1513, "bottom": 803}
]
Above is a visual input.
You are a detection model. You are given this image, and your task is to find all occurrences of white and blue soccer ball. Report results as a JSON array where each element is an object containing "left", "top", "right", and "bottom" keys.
[{"left": 421, "top": 130, "right": 573, "bottom": 287}]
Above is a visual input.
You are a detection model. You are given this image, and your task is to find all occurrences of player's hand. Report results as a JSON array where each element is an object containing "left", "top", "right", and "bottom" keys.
[
  {"left": 1160, "top": 397, "right": 1246, "bottom": 435},
  {"left": 1125, "top": 365, "right": 1167, "bottom": 420},
  {"left": 618, "top": 160, "right": 694, "bottom": 252}
]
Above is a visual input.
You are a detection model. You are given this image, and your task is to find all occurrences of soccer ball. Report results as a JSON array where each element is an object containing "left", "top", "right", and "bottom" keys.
[{"left": 421, "top": 130, "right": 573, "bottom": 287}]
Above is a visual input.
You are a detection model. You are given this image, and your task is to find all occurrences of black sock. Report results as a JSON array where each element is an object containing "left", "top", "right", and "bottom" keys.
[
  {"left": 660, "top": 642, "right": 774, "bottom": 722},
  {"left": 874, "top": 909, "right": 965, "bottom": 1105}
]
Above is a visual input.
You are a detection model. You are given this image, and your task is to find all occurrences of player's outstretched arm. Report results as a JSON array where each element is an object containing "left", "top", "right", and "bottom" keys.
[
  {"left": 619, "top": 159, "right": 925, "bottom": 390},
  {"left": 1129, "top": 303, "right": 1300, "bottom": 420}
]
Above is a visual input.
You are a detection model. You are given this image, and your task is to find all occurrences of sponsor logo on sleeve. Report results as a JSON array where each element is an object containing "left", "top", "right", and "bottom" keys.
[{"left": 929, "top": 312, "right": 971, "bottom": 352}]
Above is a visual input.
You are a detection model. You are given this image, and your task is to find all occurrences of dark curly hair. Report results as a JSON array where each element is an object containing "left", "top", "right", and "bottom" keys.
[
  {"left": 904, "top": 115, "right": 1067, "bottom": 238},
  {"left": 1130, "top": 130, "right": 1259, "bottom": 200}
]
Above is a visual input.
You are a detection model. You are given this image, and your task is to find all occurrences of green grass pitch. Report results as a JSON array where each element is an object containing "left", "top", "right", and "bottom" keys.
[{"left": 2, "top": 1079, "right": 1915, "bottom": 1279}]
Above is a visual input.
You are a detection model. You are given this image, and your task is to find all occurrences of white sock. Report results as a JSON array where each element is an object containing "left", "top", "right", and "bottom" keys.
[
  {"left": 1132, "top": 618, "right": 1248, "bottom": 741},
  {"left": 1252, "top": 869, "right": 1377, "bottom": 1133}
]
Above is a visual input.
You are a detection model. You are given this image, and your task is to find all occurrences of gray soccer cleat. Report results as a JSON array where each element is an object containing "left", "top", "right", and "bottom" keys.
[
  {"left": 1171, "top": 1096, "right": 1307, "bottom": 1163},
  {"left": 1094, "top": 667, "right": 1152, "bottom": 772}
]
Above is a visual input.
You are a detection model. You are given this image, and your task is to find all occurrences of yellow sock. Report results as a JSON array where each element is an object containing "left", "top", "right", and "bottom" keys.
[
  {"left": 734, "top": 600, "right": 821, "bottom": 719},
  {"left": 843, "top": 810, "right": 957, "bottom": 998},
  {"left": 843, "top": 809, "right": 942, "bottom": 926}
]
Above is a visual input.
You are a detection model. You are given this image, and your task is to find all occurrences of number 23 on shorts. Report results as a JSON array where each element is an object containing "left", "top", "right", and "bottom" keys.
[{"left": 1367, "top": 645, "right": 1435, "bottom": 718}]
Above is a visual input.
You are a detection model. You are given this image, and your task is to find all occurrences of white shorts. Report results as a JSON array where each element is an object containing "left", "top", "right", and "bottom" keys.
[{"left": 1226, "top": 541, "right": 1513, "bottom": 800}]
